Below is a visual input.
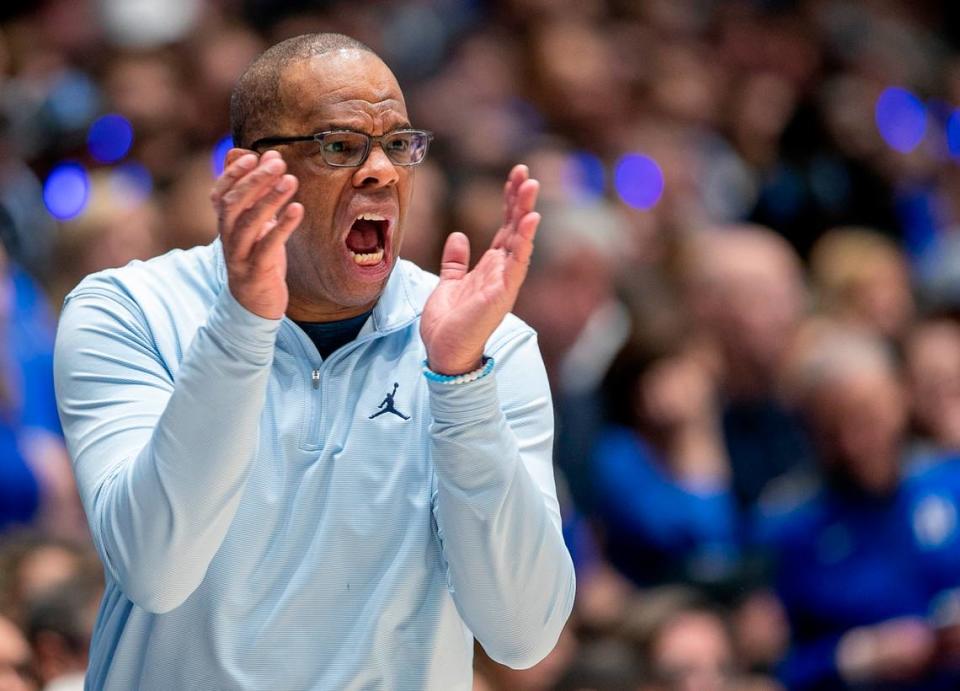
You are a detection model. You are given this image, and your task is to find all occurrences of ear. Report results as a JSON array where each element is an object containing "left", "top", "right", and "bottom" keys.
[{"left": 225, "top": 147, "right": 256, "bottom": 167}]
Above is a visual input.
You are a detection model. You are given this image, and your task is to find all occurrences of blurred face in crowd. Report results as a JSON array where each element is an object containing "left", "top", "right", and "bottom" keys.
[
  {"left": 688, "top": 230, "right": 805, "bottom": 385},
  {"left": 13, "top": 545, "right": 81, "bottom": 614},
  {"left": 806, "top": 366, "right": 906, "bottom": 494},
  {"left": 530, "top": 20, "right": 626, "bottom": 132},
  {"left": 0, "top": 615, "right": 34, "bottom": 691},
  {"left": 649, "top": 610, "right": 734, "bottom": 691},
  {"left": 811, "top": 230, "right": 915, "bottom": 341},
  {"left": 237, "top": 49, "right": 415, "bottom": 317},
  {"left": 848, "top": 255, "right": 913, "bottom": 340},
  {"left": 905, "top": 320, "right": 960, "bottom": 450}
]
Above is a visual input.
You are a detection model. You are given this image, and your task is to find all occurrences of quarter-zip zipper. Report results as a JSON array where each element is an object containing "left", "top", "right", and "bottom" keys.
[{"left": 283, "top": 312, "right": 419, "bottom": 451}]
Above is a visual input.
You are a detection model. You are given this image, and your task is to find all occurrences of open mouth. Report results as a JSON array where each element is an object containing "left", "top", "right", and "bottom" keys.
[{"left": 345, "top": 213, "right": 388, "bottom": 266}]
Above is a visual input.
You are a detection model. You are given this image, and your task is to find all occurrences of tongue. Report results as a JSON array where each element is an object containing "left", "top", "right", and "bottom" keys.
[{"left": 346, "top": 220, "right": 380, "bottom": 253}]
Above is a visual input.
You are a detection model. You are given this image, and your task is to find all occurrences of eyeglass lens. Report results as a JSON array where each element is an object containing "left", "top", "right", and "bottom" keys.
[{"left": 322, "top": 131, "right": 430, "bottom": 166}]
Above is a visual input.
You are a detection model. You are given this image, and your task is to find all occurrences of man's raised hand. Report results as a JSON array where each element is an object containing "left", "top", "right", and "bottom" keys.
[
  {"left": 210, "top": 149, "right": 304, "bottom": 320},
  {"left": 420, "top": 164, "right": 541, "bottom": 375}
]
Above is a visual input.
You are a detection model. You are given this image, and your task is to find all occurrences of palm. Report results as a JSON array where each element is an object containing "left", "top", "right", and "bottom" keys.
[{"left": 421, "top": 165, "right": 541, "bottom": 375}]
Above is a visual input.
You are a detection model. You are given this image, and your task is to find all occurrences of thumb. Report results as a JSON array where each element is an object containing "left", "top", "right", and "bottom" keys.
[{"left": 438, "top": 231, "right": 470, "bottom": 281}]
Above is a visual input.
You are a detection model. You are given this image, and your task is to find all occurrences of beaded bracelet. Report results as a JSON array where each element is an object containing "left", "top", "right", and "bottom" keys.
[{"left": 422, "top": 356, "right": 495, "bottom": 384}]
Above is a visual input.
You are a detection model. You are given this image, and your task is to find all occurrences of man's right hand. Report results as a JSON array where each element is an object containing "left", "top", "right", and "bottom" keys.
[
  {"left": 837, "top": 617, "right": 937, "bottom": 683},
  {"left": 210, "top": 149, "right": 304, "bottom": 320}
]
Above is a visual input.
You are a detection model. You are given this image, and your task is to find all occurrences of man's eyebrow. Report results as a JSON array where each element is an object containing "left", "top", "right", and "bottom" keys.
[{"left": 309, "top": 119, "right": 414, "bottom": 133}]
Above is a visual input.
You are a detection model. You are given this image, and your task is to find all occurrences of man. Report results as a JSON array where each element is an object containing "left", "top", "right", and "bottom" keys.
[
  {"left": 757, "top": 326, "right": 960, "bottom": 689},
  {"left": 53, "top": 33, "right": 574, "bottom": 690},
  {"left": 682, "top": 225, "right": 812, "bottom": 508}
]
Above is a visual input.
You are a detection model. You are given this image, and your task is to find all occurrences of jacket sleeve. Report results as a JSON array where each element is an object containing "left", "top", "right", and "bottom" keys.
[
  {"left": 592, "top": 430, "right": 738, "bottom": 553},
  {"left": 54, "top": 285, "right": 280, "bottom": 613},
  {"left": 777, "top": 634, "right": 846, "bottom": 689},
  {"left": 427, "top": 328, "right": 576, "bottom": 669}
]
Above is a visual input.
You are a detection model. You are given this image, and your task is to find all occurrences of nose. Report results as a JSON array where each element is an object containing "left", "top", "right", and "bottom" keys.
[{"left": 352, "top": 142, "right": 400, "bottom": 188}]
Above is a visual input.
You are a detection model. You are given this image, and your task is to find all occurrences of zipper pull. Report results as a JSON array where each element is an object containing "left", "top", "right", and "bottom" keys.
[{"left": 311, "top": 369, "right": 320, "bottom": 390}]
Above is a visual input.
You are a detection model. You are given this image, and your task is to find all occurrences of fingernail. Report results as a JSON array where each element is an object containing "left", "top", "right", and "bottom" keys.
[
  {"left": 275, "top": 176, "right": 293, "bottom": 192},
  {"left": 237, "top": 154, "right": 257, "bottom": 168},
  {"left": 265, "top": 159, "right": 284, "bottom": 174}
]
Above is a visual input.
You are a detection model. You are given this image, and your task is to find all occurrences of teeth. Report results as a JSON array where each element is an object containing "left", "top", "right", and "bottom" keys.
[
  {"left": 351, "top": 248, "right": 384, "bottom": 265},
  {"left": 356, "top": 213, "right": 387, "bottom": 222}
]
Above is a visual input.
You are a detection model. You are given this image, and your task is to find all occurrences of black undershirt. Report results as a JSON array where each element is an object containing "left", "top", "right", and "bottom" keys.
[{"left": 294, "top": 310, "right": 372, "bottom": 360}]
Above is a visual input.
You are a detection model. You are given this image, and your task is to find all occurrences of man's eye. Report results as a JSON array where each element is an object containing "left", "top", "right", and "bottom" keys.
[{"left": 387, "top": 137, "right": 410, "bottom": 151}]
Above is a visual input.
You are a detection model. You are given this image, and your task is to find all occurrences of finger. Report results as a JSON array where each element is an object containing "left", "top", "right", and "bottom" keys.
[
  {"left": 219, "top": 155, "right": 287, "bottom": 230},
  {"left": 506, "top": 211, "right": 540, "bottom": 270},
  {"left": 231, "top": 174, "right": 300, "bottom": 258},
  {"left": 438, "top": 231, "right": 471, "bottom": 281},
  {"left": 493, "top": 177, "right": 539, "bottom": 250},
  {"left": 251, "top": 202, "right": 304, "bottom": 264},
  {"left": 210, "top": 152, "right": 258, "bottom": 204},
  {"left": 505, "top": 165, "right": 528, "bottom": 219},
  {"left": 500, "top": 164, "right": 528, "bottom": 226},
  {"left": 510, "top": 178, "right": 539, "bottom": 229}
]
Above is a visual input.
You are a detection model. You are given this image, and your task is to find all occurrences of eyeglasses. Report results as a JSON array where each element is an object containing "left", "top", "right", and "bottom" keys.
[{"left": 249, "top": 129, "right": 434, "bottom": 167}]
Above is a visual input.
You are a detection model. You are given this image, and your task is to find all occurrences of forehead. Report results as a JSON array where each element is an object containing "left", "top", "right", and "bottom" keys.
[{"left": 277, "top": 49, "right": 407, "bottom": 130}]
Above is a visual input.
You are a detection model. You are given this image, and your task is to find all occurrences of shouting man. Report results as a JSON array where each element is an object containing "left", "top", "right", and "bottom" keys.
[{"left": 54, "top": 33, "right": 574, "bottom": 690}]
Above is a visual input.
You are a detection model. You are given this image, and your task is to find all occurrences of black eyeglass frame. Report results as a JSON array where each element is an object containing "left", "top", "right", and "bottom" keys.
[{"left": 248, "top": 128, "right": 434, "bottom": 167}]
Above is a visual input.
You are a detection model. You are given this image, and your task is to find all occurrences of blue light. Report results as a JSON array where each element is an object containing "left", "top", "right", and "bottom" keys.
[
  {"left": 43, "top": 163, "right": 90, "bottom": 220},
  {"left": 561, "top": 151, "right": 605, "bottom": 200},
  {"left": 875, "top": 87, "right": 927, "bottom": 153},
  {"left": 614, "top": 154, "right": 664, "bottom": 210},
  {"left": 947, "top": 110, "right": 960, "bottom": 159},
  {"left": 212, "top": 134, "right": 234, "bottom": 177},
  {"left": 87, "top": 114, "right": 134, "bottom": 163}
]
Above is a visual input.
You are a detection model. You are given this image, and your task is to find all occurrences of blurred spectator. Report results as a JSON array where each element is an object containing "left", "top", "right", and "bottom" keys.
[
  {"left": 759, "top": 326, "right": 960, "bottom": 689},
  {"left": 0, "top": 614, "right": 35, "bottom": 691},
  {"left": 161, "top": 153, "right": 221, "bottom": 251},
  {"left": 24, "top": 569, "right": 102, "bottom": 691},
  {"left": 0, "top": 247, "right": 79, "bottom": 539},
  {"left": 904, "top": 316, "right": 960, "bottom": 463},
  {"left": 592, "top": 320, "right": 739, "bottom": 587},
  {"left": 182, "top": 23, "right": 264, "bottom": 142},
  {"left": 551, "top": 639, "right": 644, "bottom": 691},
  {"left": 101, "top": 50, "right": 193, "bottom": 184},
  {"left": 619, "top": 586, "right": 780, "bottom": 691},
  {"left": 0, "top": 112, "right": 57, "bottom": 280},
  {"left": 809, "top": 227, "right": 915, "bottom": 342},
  {"left": 48, "top": 171, "right": 161, "bottom": 308},
  {"left": 0, "top": 533, "right": 94, "bottom": 627},
  {"left": 515, "top": 199, "right": 629, "bottom": 511},
  {"left": 682, "top": 225, "right": 812, "bottom": 509}
]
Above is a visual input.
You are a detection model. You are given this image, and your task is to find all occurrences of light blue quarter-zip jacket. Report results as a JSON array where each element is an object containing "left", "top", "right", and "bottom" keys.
[{"left": 53, "top": 240, "right": 575, "bottom": 691}]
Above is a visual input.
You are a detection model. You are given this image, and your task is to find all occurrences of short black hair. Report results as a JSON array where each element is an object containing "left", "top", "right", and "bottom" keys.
[{"left": 230, "top": 32, "right": 375, "bottom": 149}]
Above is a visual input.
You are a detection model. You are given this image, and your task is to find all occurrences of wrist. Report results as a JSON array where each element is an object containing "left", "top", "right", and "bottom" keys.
[
  {"left": 425, "top": 355, "right": 484, "bottom": 376},
  {"left": 837, "top": 627, "right": 877, "bottom": 682},
  {"left": 423, "top": 357, "right": 494, "bottom": 385}
]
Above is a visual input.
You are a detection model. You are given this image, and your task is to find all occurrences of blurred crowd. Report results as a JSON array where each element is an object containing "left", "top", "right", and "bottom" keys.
[{"left": 3, "top": 0, "right": 960, "bottom": 689}]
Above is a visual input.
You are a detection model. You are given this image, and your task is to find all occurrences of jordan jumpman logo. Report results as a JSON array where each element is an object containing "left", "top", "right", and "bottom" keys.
[{"left": 369, "top": 382, "right": 410, "bottom": 420}]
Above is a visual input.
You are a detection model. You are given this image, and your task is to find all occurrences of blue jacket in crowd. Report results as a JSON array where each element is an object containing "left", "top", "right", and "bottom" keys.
[
  {"left": 756, "top": 459, "right": 960, "bottom": 690},
  {"left": 0, "top": 264, "right": 60, "bottom": 531},
  {"left": 591, "top": 425, "right": 740, "bottom": 586}
]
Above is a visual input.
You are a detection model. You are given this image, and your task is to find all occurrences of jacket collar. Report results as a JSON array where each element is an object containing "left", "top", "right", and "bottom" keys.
[{"left": 213, "top": 237, "right": 422, "bottom": 335}]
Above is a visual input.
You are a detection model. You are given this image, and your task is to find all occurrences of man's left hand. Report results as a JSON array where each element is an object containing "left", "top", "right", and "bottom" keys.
[{"left": 420, "top": 164, "right": 541, "bottom": 375}]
